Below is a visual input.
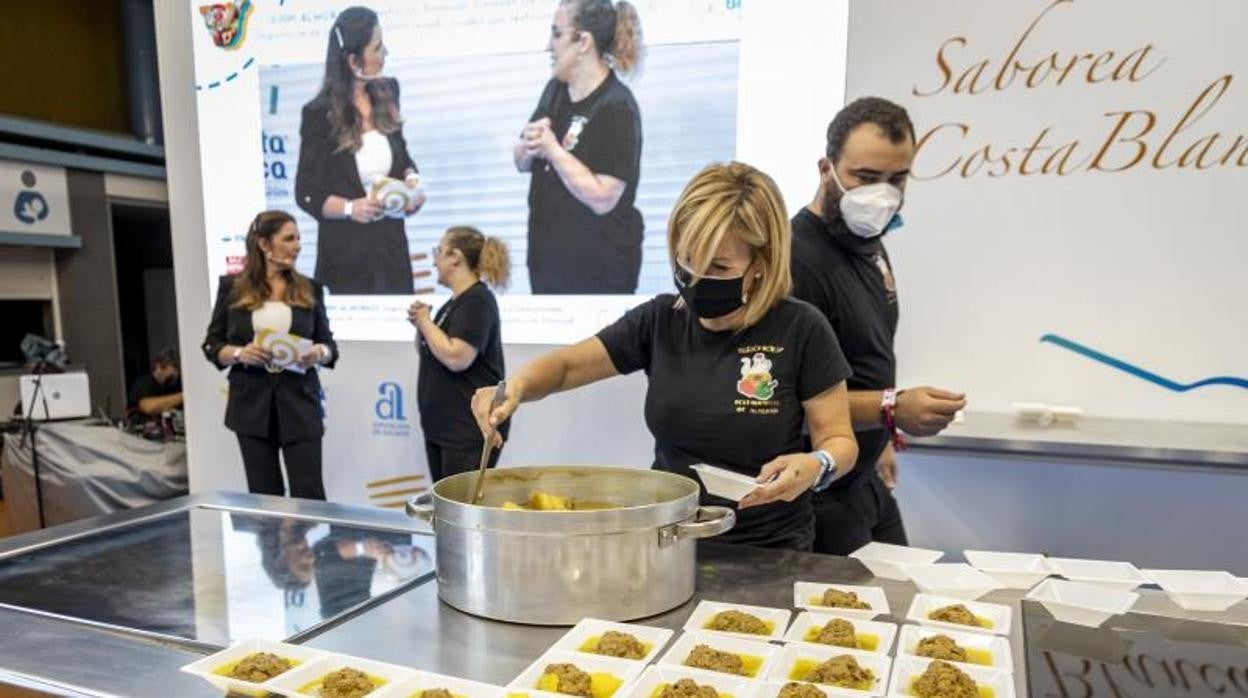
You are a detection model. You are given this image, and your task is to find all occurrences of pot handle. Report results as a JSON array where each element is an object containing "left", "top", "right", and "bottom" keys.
[
  {"left": 661, "top": 506, "right": 735, "bottom": 546},
  {"left": 405, "top": 491, "right": 434, "bottom": 523}
]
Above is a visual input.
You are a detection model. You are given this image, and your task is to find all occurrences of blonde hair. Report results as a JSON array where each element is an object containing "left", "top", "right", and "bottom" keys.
[
  {"left": 667, "top": 162, "right": 792, "bottom": 329},
  {"left": 562, "top": 0, "right": 644, "bottom": 75},
  {"left": 444, "top": 226, "right": 512, "bottom": 290}
]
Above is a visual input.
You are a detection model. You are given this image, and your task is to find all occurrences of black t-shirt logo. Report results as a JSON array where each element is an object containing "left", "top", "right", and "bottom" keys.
[
  {"left": 737, "top": 352, "right": 779, "bottom": 401},
  {"left": 562, "top": 115, "right": 588, "bottom": 151}
]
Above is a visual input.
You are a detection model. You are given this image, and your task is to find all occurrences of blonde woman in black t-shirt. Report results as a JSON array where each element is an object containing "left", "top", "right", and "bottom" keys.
[
  {"left": 515, "top": 0, "right": 646, "bottom": 293},
  {"left": 408, "top": 227, "right": 511, "bottom": 482},
  {"left": 472, "top": 163, "right": 860, "bottom": 551}
]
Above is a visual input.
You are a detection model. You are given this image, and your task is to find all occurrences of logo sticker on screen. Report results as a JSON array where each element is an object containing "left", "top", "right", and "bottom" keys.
[{"left": 199, "top": 1, "right": 254, "bottom": 50}]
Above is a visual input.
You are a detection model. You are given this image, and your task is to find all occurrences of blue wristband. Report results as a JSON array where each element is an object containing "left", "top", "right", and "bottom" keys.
[{"left": 810, "top": 450, "right": 838, "bottom": 492}]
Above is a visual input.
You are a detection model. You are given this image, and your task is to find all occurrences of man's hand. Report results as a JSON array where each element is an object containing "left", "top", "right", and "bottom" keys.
[{"left": 894, "top": 386, "right": 966, "bottom": 436}]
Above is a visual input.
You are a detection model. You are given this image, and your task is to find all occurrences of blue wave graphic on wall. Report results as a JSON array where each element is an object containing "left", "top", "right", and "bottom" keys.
[{"left": 1039, "top": 334, "right": 1248, "bottom": 392}]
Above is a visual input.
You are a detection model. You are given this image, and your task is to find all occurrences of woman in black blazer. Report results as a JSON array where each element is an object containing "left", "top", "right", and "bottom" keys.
[
  {"left": 295, "top": 6, "right": 425, "bottom": 295},
  {"left": 202, "top": 210, "right": 338, "bottom": 500}
]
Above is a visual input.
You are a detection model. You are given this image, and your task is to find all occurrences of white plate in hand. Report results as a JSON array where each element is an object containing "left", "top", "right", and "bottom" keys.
[
  {"left": 794, "top": 582, "right": 889, "bottom": 619},
  {"left": 690, "top": 464, "right": 760, "bottom": 501}
]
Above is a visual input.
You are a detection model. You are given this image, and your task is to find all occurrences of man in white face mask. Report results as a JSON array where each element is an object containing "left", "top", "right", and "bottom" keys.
[{"left": 790, "top": 97, "right": 967, "bottom": 555}]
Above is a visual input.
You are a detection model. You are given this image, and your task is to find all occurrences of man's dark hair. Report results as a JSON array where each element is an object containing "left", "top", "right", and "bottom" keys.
[
  {"left": 825, "top": 97, "right": 916, "bottom": 163},
  {"left": 153, "top": 347, "right": 179, "bottom": 369}
]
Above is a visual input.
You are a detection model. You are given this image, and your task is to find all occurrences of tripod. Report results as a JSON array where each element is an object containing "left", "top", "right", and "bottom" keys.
[{"left": 17, "top": 359, "right": 51, "bottom": 528}]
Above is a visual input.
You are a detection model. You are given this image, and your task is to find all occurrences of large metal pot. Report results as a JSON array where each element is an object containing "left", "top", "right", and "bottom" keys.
[{"left": 406, "top": 465, "right": 735, "bottom": 625}]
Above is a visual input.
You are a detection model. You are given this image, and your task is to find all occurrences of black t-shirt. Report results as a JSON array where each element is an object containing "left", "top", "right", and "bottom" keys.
[
  {"left": 127, "top": 374, "right": 181, "bottom": 409},
  {"left": 526, "top": 71, "right": 644, "bottom": 293},
  {"left": 597, "top": 295, "right": 852, "bottom": 550},
  {"left": 790, "top": 208, "right": 900, "bottom": 490},
  {"left": 417, "top": 282, "right": 508, "bottom": 448}
]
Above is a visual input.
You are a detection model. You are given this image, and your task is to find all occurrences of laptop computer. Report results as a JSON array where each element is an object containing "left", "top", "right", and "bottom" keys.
[{"left": 19, "top": 372, "right": 91, "bottom": 421}]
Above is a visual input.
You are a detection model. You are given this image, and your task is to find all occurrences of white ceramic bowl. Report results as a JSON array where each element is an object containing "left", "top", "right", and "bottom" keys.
[
  {"left": 550, "top": 618, "right": 676, "bottom": 664},
  {"left": 683, "top": 600, "right": 792, "bottom": 642},
  {"left": 886, "top": 656, "right": 1015, "bottom": 698},
  {"left": 267, "top": 654, "right": 418, "bottom": 698},
  {"left": 793, "top": 583, "right": 890, "bottom": 619},
  {"left": 179, "top": 639, "right": 329, "bottom": 697},
  {"left": 618, "top": 665, "right": 755, "bottom": 698},
  {"left": 905, "top": 594, "right": 1012, "bottom": 636},
  {"left": 1024, "top": 578, "right": 1139, "bottom": 628},
  {"left": 782, "top": 612, "right": 898, "bottom": 655},
  {"left": 1047, "top": 557, "right": 1148, "bottom": 591},
  {"left": 902, "top": 563, "right": 1001, "bottom": 600},
  {"left": 894, "top": 624, "right": 1013, "bottom": 673},
  {"left": 375, "top": 670, "right": 505, "bottom": 698},
  {"left": 690, "top": 464, "right": 760, "bottom": 501},
  {"left": 767, "top": 644, "right": 891, "bottom": 696},
  {"left": 1141, "top": 569, "right": 1248, "bottom": 612},
  {"left": 656, "top": 631, "right": 781, "bottom": 680},
  {"left": 962, "top": 550, "right": 1053, "bottom": 590},
  {"left": 509, "top": 649, "right": 645, "bottom": 698},
  {"left": 849, "top": 543, "right": 944, "bottom": 582}
]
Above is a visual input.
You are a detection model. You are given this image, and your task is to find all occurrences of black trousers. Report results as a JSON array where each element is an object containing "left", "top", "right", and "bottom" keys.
[
  {"left": 812, "top": 469, "right": 908, "bottom": 555},
  {"left": 424, "top": 440, "right": 501, "bottom": 483},
  {"left": 236, "top": 402, "right": 326, "bottom": 500}
]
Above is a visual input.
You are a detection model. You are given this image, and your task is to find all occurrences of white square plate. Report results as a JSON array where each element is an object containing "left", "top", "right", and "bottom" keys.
[
  {"left": 793, "top": 583, "right": 890, "bottom": 619},
  {"left": 551, "top": 619, "right": 676, "bottom": 664},
  {"left": 683, "top": 600, "right": 791, "bottom": 642},
  {"left": 656, "top": 631, "right": 781, "bottom": 680},
  {"left": 509, "top": 649, "right": 646, "bottom": 698},
  {"left": 617, "top": 665, "right": 755, "bottom": 698},
  {"left": 1024, "top": 578, "right": 1139, "bottom": 628},
  {"left": 886, "top": 656, "right": 1014, "bottom": 698},
  {"left": 1047, "top": 557, "right": 1148, "bottom": 591},
  {"left": 849, "top": 543, "right": 943, "bottom": 582},
  {"left": 752, "top": 680, "right": 882, "bottom": 698},
  {"left": 766, "top": 644, "right": 890, "bottom": 696},
  {"left": 1141, "top": 569, "right": 1248, "bottom": 612},
  {"left": 962, "top": 550, "right": 1053, "bottom": 590},
  {"left": 267, "top": 654, "right": 418, "bottom": 698},
  {"left": 375, "top": 670, "right": 505, "bottom": 698},
  {"left": 179, "top": 639, "right": 329, "bottom": 697},
  {"left": 782, "top": 612, "right": 897, "bottom": 655},
  {"left": 905, "top": 594, "right": 1012, "bottom": 636},
  {"left": 895, "top": 624, "right": 1013, "bottom": 672},
  {"left": 902, "top": 564, "right": 1002, "bottom": 600}
]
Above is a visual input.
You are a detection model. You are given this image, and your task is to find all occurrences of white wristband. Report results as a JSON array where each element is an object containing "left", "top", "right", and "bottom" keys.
[{"left": 343, "top": 199, "right": 354, "bottom": 219}]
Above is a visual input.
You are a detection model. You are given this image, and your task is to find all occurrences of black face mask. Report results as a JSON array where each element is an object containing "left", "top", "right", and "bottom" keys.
[{"left": 674, "top": 265, "right": 745, "bottom": 319}]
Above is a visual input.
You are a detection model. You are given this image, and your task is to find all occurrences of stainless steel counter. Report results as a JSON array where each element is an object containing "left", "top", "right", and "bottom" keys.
[
  {"left": 906, "top": 411, "right": 1248, "bottom": 469},
  {"left": 1, "top": 493, "right": 1245, "bottom": 697}
]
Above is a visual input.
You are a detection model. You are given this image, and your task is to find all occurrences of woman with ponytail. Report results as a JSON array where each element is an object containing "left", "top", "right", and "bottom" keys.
[
  {"left": 408, "top": 226, "right": 512, "bottom": 480},
  {"left": 202, "top": 211, "right": 338, "bottom": 499},
  {"left": 295, "top": 6, "right": 425, "bottom": 295},
  {"left": 516, "top": 0, "right": 646, "bottom": 294}
]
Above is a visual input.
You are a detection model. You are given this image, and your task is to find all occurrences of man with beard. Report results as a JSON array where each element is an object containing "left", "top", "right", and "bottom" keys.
[{"left": 791, "top": 97, "right": 967, "bottom": 555}]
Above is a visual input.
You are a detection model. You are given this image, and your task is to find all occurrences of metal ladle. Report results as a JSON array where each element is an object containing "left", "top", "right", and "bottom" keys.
[{"left": 471, "top": 380, "right": 507, "bottom": 504}]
